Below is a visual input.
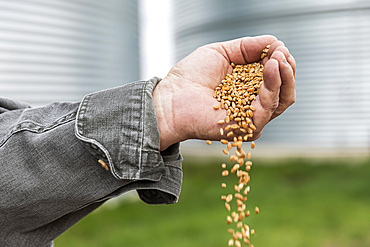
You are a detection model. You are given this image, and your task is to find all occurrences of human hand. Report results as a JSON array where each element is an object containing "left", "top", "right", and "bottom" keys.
[{"left": 153, "top": 35, "right": 296, "bottom": 151}]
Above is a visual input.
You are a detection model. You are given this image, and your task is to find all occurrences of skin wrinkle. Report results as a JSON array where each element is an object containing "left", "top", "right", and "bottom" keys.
[
  {"left": 278, "top": 81, "right": 296, "bottom": 107},
  {"left": 167, "top": 66, "right": 186, "bottom": 86},
  {"left": 240, "top": 38, "right": 249, "bottom": 64},
  {"left": 197, "top": 87, "right": 218, "bottom": 140},
  {"left": 149, "top": 78, "right": 186, "bottom": 144},
  {"left": 167, "top": 93, "right": 181, "bottom": 150},
  {"left": 204, "top": 46, "right": 233, "bottom": 83},
  {"left": 169, "top": 89, "right": 181, "bottom": 146},
  {"left": 170, "top": 65, "right": 205, "bottom": 89},
  {"left": 186, "top": 84, "right": 211, "bottom": 140},
  {"left": 166, "top": 61, "right": 227, "bottom": 140},
  {"left": 252, "top": 99, "right": 274, "bottom": 134},
  {"left": 210, "top": 44, "right": 230, "bottom": 64},
  {"left": 271, "top": 101, "right": 290, "bottom": 119},
  {"left": 154, "top": 82, "right": 179, "bottom": 151},
  {"left": 158, "top": 77, "right": 197, "bottom": 151}
]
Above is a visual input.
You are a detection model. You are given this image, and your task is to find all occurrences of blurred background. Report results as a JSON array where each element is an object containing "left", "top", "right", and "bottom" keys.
[{"left": 0, "top": 0, "right": 369, "bottom": 246}]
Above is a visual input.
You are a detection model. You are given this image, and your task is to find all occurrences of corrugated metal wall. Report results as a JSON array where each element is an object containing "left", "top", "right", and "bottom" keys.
[
  {"left": 174, "top": 0, "right": 370, "bottom": 152},
  {"left": 0, "top": 0, "right": 139, "bottom": 106}
]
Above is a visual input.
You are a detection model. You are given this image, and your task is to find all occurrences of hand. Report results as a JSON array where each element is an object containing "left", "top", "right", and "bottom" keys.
[{"left": 153, "top": 35, "right": 296, "bottom": 151}]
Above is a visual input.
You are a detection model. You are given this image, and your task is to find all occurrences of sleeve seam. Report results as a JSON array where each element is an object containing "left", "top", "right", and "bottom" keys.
[{"left": 0, "top": 111, "right": 76, "bottom": 148}]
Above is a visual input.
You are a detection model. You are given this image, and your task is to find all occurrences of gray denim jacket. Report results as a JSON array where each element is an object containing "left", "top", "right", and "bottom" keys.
[{"left": 0, "top": 78, "right": 183, "bottom": 247}]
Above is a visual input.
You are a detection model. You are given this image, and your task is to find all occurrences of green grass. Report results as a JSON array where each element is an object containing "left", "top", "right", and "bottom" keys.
[{"left": 55, "top": 157, "right": 370, "bottom": 247}]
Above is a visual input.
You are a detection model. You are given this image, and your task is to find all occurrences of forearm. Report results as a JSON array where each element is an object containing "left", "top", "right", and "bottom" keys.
[{"left": 0, "top": 78, "right": 183, "bottom": 246}]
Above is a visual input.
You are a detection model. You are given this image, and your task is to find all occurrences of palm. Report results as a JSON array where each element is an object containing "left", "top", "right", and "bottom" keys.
[{"left": 164, "top": 47, "right": 232, "bottom": 140}]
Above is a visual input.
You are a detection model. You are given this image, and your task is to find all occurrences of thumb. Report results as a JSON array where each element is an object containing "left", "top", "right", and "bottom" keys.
[{"left": 251, "top": 58, "right": 281, "bottom": 132}]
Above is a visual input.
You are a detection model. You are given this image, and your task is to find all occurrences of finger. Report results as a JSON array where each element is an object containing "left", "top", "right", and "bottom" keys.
[
  {"left": 274, "top": 46, "right": 290, "bottom": 59},
  {"left": 251, "top": 58, "right": 281, "bottom": 132},
  {"left": 215, "top": 35, "right": 278, "bottom": 65},
  {"left": 274, "top": 46, "right": 296, "bottom": 77},
  {"left": 269, "top": 51, "right": 296, "bottom": 120},
  {"left": 287, "top": 54, "right": 297, "bottom": 77},
  {"left": 267, "top": 40, "right": 285, "bottom": 59}
]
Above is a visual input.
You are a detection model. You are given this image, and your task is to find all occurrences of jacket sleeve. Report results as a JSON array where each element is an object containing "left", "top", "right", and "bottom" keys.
[{"left": 0, "top": 77, "right": 183, "bottom": 247}]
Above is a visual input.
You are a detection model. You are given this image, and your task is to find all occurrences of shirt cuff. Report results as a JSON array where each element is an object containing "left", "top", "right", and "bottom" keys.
[{"left": 75, "top": 77, "right": 183, "bottom": 204}]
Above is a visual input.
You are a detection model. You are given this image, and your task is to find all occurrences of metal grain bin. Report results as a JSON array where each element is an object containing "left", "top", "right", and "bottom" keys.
[{"left": 0, "top": 0, "right": 139, "bottom": 106}]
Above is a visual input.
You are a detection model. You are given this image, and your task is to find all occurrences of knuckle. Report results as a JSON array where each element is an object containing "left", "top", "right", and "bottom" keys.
[
  {"left": 291, "top": 96, "right": 296, "bottom": 105},
  {"left": 290, "top": 92, "right": 297, "bottom": 105},
  {"left": 274, "top": 107, "right": 285, "bottom": 116},
  {"left": 275, "top": 46, "right": 290, "bottom": 56},
  {"left": 271, "top": 100, "right": 280, "bottom": 110}
]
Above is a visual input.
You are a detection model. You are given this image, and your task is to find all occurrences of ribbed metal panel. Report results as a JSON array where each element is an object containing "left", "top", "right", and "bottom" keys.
[
  {"left": 0, "top": 0, "right": 139, "bottom": 106},
  {"left": 174, "top": 0, "right": 370, "bottom": 150}
]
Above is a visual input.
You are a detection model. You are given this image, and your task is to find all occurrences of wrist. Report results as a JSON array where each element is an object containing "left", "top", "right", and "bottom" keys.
[{"left": 152, "top": 78, "right": 185, "bottom": 151}]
